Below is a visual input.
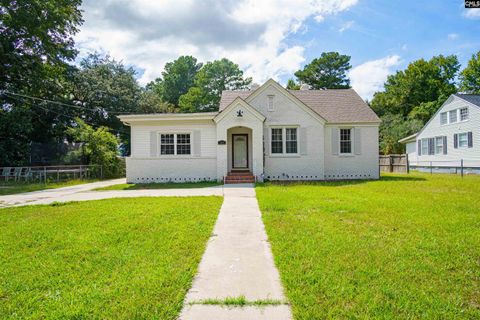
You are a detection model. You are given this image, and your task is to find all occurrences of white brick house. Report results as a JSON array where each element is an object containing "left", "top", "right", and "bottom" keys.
[
  {"left": 400, "top": 94, "right": 480, "bottom": 173},
  {"left": 119, "top": 79, "right": 381, "bottom": 183}
]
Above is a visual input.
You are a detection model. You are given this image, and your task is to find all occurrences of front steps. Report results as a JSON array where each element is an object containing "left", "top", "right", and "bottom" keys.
[{"left": 225, "top": 171, "right": 255, "bottom": 184}]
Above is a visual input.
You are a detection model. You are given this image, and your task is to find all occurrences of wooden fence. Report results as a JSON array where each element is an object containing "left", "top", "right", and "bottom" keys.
[{"left": 379, "top": 154, "right": 408, "bottom": 173}]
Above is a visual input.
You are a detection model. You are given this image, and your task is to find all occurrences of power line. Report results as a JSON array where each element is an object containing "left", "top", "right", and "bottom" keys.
[
  {"left": 3, "top": 91, "right": 135, "bottom": 114},
  {"left": 4, "top": 93, "right": 131, "bottom": 136}
]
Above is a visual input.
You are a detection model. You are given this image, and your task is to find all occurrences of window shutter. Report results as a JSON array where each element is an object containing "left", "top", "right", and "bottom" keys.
[
  {"left": 150, "top": 131, "right": 158, "bottom": 157},
  {"left": 417, "top": 140, "right": 422, "bottom": 156},
  {"left": 443, "top": 136, "right": 447, "bottom": 154},
  {"left": 354, "top": 128, "right": 361, "bottom": 155},
  {"left": 331, "top": 128, "right": 339, "bottom": 155},
  {"left": 264, "top": 126, "right": 270, "bottom": 156},
  {"left": 299, "top": 127, "right": 307, "bottom": 155},
  {"left": 468, "top": 132, "right": 473, "bottom": 148},
  {"left": 428, "top": 138, "right": 434, "bottom": 155},
  {"left": 454, "top": 134, "right": 458, "bottom": 149},
  {"left": 193, "top": 130, "right": 201, "bottom": 156}
]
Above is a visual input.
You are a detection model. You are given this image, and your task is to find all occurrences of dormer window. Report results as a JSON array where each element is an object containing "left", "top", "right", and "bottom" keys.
[
  {"left": 267, "top": 95, "right": 275, "bottom": 111},
  {"left": 460, "top": 107, "right": 469, "bottom": 121}
]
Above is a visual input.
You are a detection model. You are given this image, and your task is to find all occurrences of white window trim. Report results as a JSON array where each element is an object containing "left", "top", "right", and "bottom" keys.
[
  {"left": 459, "top": 107, "right": 469, "bottom": 122},
  {"left": 434, "top": 136, "right": 443, "bottom": 155},
  {"left": 267, "top": 95, "right": 275, "bottom": 112},
  {"left": 440, "top": 112, "right": 448, "bottom": 125},
  {"left": 339, "top": 128, "right": 353, "bottom": 156},
  {"left": 458, "top": 132, "right": 469, "bottom": 148},
  {"left": 441, "top": 108, "right": 470, "bottom": 126},
  {"left": 270, "top": 126, "right": 300, "bottom": 157},
  {"left": 421, "top": 138, "right": 429, "bottom": 155},
  {"left": 158, "top": 132, "right": 192, "bottom": 156}
]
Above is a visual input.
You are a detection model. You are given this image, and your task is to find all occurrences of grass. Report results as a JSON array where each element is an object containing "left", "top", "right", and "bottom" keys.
[
  {"left": 95, "top": 181, "right": 221, "bottom": 191},
  {"left": 0, "top": 197, "right": 223, "bottom": 319},
  {"left": 0, "top": 179, "right": 98, "bottom": 196},
  {"left": 256, "top": 172, "right": 480, "bottom": 319},
  {"left": 192, "top": 295, "right": 285, "bottom": 307}
]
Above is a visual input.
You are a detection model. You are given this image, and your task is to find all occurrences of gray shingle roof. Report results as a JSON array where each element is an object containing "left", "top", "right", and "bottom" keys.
[
  {"left": 219, "top": 88, "right": 380, "bottom": 123},
  {"left": 455, "top": 94, "right": 480, "bottom": 107}
]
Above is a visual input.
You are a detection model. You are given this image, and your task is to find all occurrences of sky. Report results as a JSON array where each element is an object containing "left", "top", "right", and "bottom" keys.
[{"left": 75, "top": 0, "right": 480, "bottom": 100}]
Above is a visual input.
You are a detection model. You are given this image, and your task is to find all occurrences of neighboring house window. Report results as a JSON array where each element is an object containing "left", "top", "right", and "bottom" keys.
[
  {"left": 440, "top": 112, "right": 448, "bottom": 125},
  {"left": 160, "top": 133, "right": 191, "bottom": 155},
  {"left": 449, "top": 110, "right": 457, "bottom": 123},
  {"left": 267, "top": 95, "right": 275, "bottom": 111},
  {"left": 458, "top": 133, "right": 469, "bottom": 148},
  {"left": 160, "top": 134, "right": 175, "bottom": 155},
  {"left": 176, "top": 134, "right": 191, "bottom": 155},
  {"left": 460, "top": 107, "right": 469, "bottom": 121},
  {"left": 421, "top": 139, "right": 429, "bottom": 155},
  {"left": 271, "top": 128, "right": 283, "bottom": 154},
  {"left": 435, "top": 136, "right": 443, "bottom": 154},
  {"left": 286, "top": 128, "right": 298, "bottom": 154},
  {"left": 339, "top": 129, "right": 352, "bottom": 154}
]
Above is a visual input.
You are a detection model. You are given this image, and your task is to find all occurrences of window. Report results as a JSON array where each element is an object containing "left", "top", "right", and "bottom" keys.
[
  {"left": 286, "top": 128, "right": 297, "bottom": 154},
  {"left": 340, "top": 129, "right": 352, "bottom": 154},
  {"left": 176, "top": 134, "right": 191, "bottom": 155},
  {"left": 421, "top": 139, "right": 429, "bottom": 155},
  {"left": 435, "top": 137, "right": 443, "bottom": 154},
  {"left": 458, "top": 133, "right": 468, "bottom": 148},
  {"left": 271, "top": 128, "right": 283, "bottom": 154},
  {"left": 267, "top": 95, "right": 275, "bottom": 111},
  {"left": 440, "top": 112, "right": 448, "bottom": 125},
  {"left": 460, "top": 107, "right": 469, "bottom": 121},
  {"left": 449, "top": 110, "right": 457, "bottom": 123},
  {"left": 160, "top": 134, "right": 175, "bottom": 155},
  {"left": 160, "top": 133, "right": 190, "bottom": 155}
]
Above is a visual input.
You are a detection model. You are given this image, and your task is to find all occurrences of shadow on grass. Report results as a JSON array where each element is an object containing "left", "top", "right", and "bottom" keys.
[{"left": 257, "top": 174, "right": 426, "bottom": 188}]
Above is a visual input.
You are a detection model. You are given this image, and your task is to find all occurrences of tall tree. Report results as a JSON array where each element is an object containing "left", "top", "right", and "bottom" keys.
[
  {"left": 0, "top": 0, "right": 83, "bottom": 166},
  {"left": 286, "top": 79, "right": 300, "bottom": 90},
  {"left": 459, "top": 51, "right": 480, "bottom": 94},
  {"left": 148, "top": 56, "right": 202, "bottom": 106},
  {"left": 294, "top": 52, "right": 351, "bottom": 89},
  {"left": 370, "top": 54, "right": 460, "bottom": 154},
  {"left": 179, "top": 58, "right": 252, "bottom": 112}
]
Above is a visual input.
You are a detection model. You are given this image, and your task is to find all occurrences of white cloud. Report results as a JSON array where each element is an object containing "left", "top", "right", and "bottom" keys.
[
  {"left": 338, "top": 20, "right": 354, "bottom": 33},
  {"left": 447, "top": 33, "right": 459, "bottom": 40},
  {"left": 76, "top": 0, "right": 358, "bottom": 85},
  {"left": 349, "top": 55, "right": 401, "bottom": 100},
  {"left": 464, "top": 8, "right": 480, "bottom": 19}
]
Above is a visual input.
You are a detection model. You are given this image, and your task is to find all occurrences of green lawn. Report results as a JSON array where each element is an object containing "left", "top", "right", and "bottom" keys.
[
  {"left": 0, "top": 197, "right": 223, "bottom": 319},
  {"left": 0, "top": 179, "right": 98, "bottom": 196},
  {"left": 256, "top": 172, "right": 480, "bottom": 319},
  {"left": 95, "top": 181, "right": 221, "bottom": 191}
]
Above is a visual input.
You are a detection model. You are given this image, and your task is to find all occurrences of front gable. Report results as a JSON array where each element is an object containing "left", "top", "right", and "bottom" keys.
[
  {"left": 246, "top": 79, "right": 326, "bottom": 124},
  {"left": 214, "top": 97, "right": 266, "bottom": 125}
]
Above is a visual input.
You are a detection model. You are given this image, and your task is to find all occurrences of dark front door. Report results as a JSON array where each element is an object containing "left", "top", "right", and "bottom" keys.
[{"left": 232, "top": 134, "right": 248, "bottom": 169}]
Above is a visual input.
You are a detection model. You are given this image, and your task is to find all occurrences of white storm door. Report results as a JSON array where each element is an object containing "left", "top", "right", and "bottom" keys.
[{"left": 233, "top": 135, "right": 248, "bottom": 168}]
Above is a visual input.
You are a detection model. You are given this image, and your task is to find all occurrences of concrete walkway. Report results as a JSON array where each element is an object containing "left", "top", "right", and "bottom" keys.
[
  {"left": 0, "top": 179, "right": 221, "bottom": 208},
  {"left": 180, "top": 184, "right": 293, "bottom": 320}
]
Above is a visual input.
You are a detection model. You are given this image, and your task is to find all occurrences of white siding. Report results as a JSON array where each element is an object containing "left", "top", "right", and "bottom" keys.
[
  {"left": 324, "top": 125, "right": 380, "bottom": 180},
  {"left": 416, "top": 96, "right": 480, "bottom": 167},
  {"left": 126, "top": 120, "right": 217, "bottom": 183},
  {"left": 248, "top": 85, "right": 325, "bottom": 180},
  {"left": 405, "top": 141, "right": 417, "bottom": 163}
]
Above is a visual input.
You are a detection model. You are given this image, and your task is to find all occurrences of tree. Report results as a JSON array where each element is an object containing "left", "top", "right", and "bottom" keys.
[
  {"left": 294, "top": 52, "right": 351, "bottom": 89},
  {"left": 148, "top": 56, "right": 202, "bottom": 106},
  {"left": 371, "top": 55, "right": 459, "bottom": 119},
  {"left": 66, "top": 119, "right": 122, "bottom": 178},
  {"left": 459, "top": 51, "right": 480, "bottom": 94},
  {"left": 179, "top": 58, "right": 252, "bottom": 112},
  {"left": 70, "top": 53, "right": 141, "bottom": 141},
  {"left": 379, "top": 114, "right": 423, "bottom": 154},
  {"left": 286, "top": 79, "right": 300, "bottom": 90},
  {"left": 138, "top": 89, "right": 174, "bottom": 114},
  {"left": 0, "top": 0, "right": 83, "bottom": 165}
]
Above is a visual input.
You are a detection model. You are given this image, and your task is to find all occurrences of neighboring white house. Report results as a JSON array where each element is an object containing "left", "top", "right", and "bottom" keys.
[
  {"left": 118, "top": 79, "right": 381, "bottom": 183},
  {"left": 399, "top": 94, "right": 480, "bottom": 173}
]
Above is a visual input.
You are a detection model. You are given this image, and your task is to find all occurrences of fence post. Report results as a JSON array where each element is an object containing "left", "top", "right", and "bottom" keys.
[
  {"left": 44, "top": 166, "right": 47, "bottom": 184},
  {"left": 406, "top": 153, "right": 410, "bottom": 174},
  {"left": 461, "top": 159, "right": 464, "bottom": 178},
  {"left": 430, "top": 161, "right": 433, "bottom": 174},
  {"left": 100, "top": 165, "right": 103, "bottom": 179}
]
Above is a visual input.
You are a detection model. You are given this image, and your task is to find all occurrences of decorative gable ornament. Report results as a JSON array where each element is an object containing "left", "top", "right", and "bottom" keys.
[{"left": 236, "top": 109, "right": 244, "bottom": 117}]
